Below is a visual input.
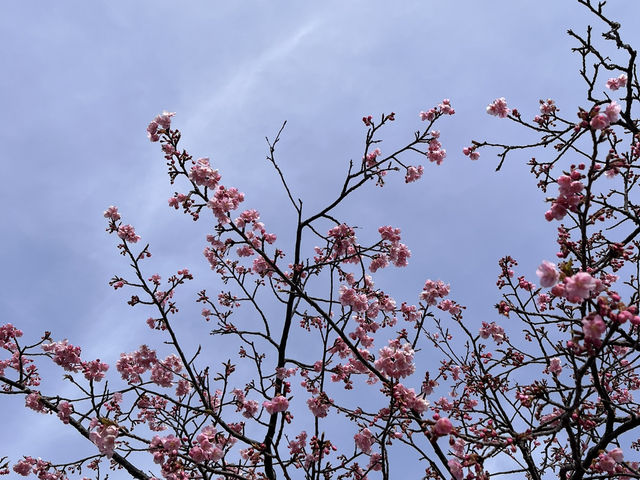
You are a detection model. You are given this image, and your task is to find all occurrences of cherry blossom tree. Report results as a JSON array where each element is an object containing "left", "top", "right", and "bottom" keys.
[{"left": 2, "top": 1, "right": 640, "bottom": 479}]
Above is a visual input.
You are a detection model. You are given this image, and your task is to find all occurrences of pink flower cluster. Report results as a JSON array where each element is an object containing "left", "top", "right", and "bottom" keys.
[
  {"left": 420, "top": 279, "right": 450, "bottom": 305},
  {"left": 593, "top": 448, "right": 624, "bottom": 473},
  {"left": 545, "top": 173, "right": 584, "bottom": 221},
  {"left": 365, "top": 147, "right": 382, "bottom": 168},
  {"left": 189, "top": 158, "right": 221, "bottom": 190},
  {"left": 232, "top": 387, "right": 258, "bottom": 417},
  {"left": 393, "top": 383, "right": 428, "bottom": 413},
  {"left": 327, "top": 223, "right": 357, "bottom": 261},
  {"left": 307, "top": 394, "right": 332, "bottom": 418},
  {"left": 462, "top": 145, "right": 479, "bottom": 160},
  {"left": 208, "top": 186, "right": 245, "bottom": 224},
  {"left": 427, "top": 132, "right": 447, "bottom": 166},
  {"left": 103, "top": 205, "right": 121, "bottom": 221},
  {"left": 89, "top": 418, "right": 119, "bottom": 458},
  {"left": 582, "top": 313, "right": 607, "bottom": 343},
  {"left": 0, "top": 323, "right": 22, "bottom": 349},
  {"left": 539, "top": 99, "right": 557, "bottom": 115},
  {"left": 41, "top": 340, "right": 82, "bottom": 372},
  {"left": 369, "top": 226, "right": 411, "bottom": 268},
  {"left": 150, "top": 354, "right": 183, "bottom": 388},
  {"left": 354, "top": 427, "right": 374, "bottom": 453},
  {"left": 339, "top": 285, "right": 369, "bottom": 312},
  {"left": 57, "top": 401, "right": 73, "bottom": 424},
  {"left": 448, "top": 459, "right": 464, "bottom": 480},
  {"left": 188, "top": 425, "right": 224, "bottom": 463},
  {"left": 116, "top": 345, "right": 158, "bottom": 383},
  {"left": 479, "top": 321, "right": 505, "bottom": 344},
  {"left": 590, "top": 101, "right": 621, "bottom": 130},
  {"left": 117, "top": 224, "right": 141, "bottom": 243},
  {"left": 606, "top": 74, "right": 627, "bottom": 91},
  {"left": 420, "top": 99, "right": 455, "bottom": 121},
  {"left": 263, "top": 395, "right": 289, "bottom": 415},
  {"left": 25, "top": 392, "right": 47, "bottom": 413},
  {"left": 389, "top": 241, "right": 411, "bottom": 267},
  {"left": 147, "top": 111, "right": 175, "bottom": 142},
  {"left": 405, "top": 165, "right": 424, "bottom": 183},
  {"left": 551, "top": 271, "right": 599, "bottom": 303},
  {"left": 486, "top": 97, "right": 510, "bottom": 118},
  {"left": 82, "top": 359, "right": 109, "bottom": 382},
  {"left": 150, "top": 434, "right": 182, "bottom": 464},
  {"left": 374, "top": 339, "right": 415, "bottom": 379},
  {"left": 12, "top": 457, "right": 64, "bottom": 478}
]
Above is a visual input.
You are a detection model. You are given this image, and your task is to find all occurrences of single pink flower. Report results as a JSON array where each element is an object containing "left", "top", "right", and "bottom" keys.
[
  {"left": 565, "top": 272, "right": 597, "bottom": 302},
  {"left": 590, "top": 113, "right": 610, "bottom": 130},
  {"left": 605, "top": 101, "right": 621, "bottom": 123},
  {"left": 433, "top": 417, "right": 453, "bottom": 436},
  {"left": 582, "top": 314, "right": 606, "bottom": 341},
  {"left": 536, "top": 260, "right": 559, "bottom": 288}
]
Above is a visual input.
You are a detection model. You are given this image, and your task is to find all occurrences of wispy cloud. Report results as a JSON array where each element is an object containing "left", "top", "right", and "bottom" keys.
[{"left": 185, "top": 18, "right": 322, "bottom": 134}]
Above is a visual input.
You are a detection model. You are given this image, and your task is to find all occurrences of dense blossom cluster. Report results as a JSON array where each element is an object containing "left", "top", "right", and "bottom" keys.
[
  {"left": 544, "top": 171, "right": 585, "bottom": 221},
  {"left": 486, "top": 97, "right": 510, "bottom": 118}
]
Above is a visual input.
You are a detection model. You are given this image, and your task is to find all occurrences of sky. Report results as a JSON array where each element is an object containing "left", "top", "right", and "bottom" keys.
[{"left": 2, "top": 0, "right": 640, "bottom": 478}]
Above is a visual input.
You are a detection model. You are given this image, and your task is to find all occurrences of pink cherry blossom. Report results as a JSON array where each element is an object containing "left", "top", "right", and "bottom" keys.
[
  {"left": 339, "top": 285, "right": 369, "bottom": 312},
  {"left": 189, "top": 158, "right": 221, "bottom": 190},
  {"left": 389, "top": 242, "right": 411, "bottom": 267},
  {"left": 486, "top": 97, "right": 510, "bottom": 118},
  {"left": 103, "top": 206, "right": 121, "bottom": 221},
  {"left": 82, "top": 359, "right": 109, "bottom": 382},
  {"left": 536, "top": 260, "right": 559, "bottom": 287},
  {"left": 307, "top": 395, "right": 332, "bottom": 418},
  {"left": 564, "top": 271, "right": 597, "bottom": 302},
  {"left": 116, "top": 345, "right": 158, "bottom": 383},
  {"left": 208, "top": 186, "right": 245, "bottom": 224},
  {"left": 189, "top": 425, "right": 224, "bottom": 462},
  {"left": 42, "top": 340, "right": 82, "bottom": 372},
  {"left": 427, "top": 137, "right": 447, "bottom": 165},
  {"left": 150, "top": 354, "right": 182, "bottom": 387},
  {"left": 462, "top": 146, "right": 480, "bottom": 160},
  {"left": 25, "top": 392, "right": 47, "bottom": 413},
  {"left": 420, "top": 279, "right": 450, "bottom": 305},
  {"left": 354, "top": 428, "right": 374, "bottom": 453},
  {"left": 479, "top": 321, "right": 505, "bottom": 344},
  {"left": 582, "top": 313, "right": 606, "bottom": 342},
  {"left": 548, "top": 357, "right": 562, "bottom": 375},
  {"left": 605, "top": 101, "right": 621, "bottom": 123},
  {"left": 56, "top": 401, "right": 73, "bottom": 424},
  {"left": 606, "top": 74, "right": 627, "bottom": 90},
  {"left": 590, "top": 113, "right": 610, "bottom": 130},
  {"left": 117, "top": 224, "right": 141, "bottom": 243},
  {"left": 374, "top": 339, "right": 415, "bottom": 379},
  {"left": 13, "top": 457, "right": 37, "bottom": 476},
  {"left": 242, "top": 399, "right": 259, "bottom": 418},
  {"left": 405, "top": 165, "right": 424, "bottom": 183},
  {"left": 365, "top": 147, "right": 381, "bottom": 167},
  {"left": 448, "top": 459, "right": 463, "bottom": 480},
  {"left": 433, "top": 417, "right": 453, "bottom": 436},
  {"left": 89, "top": 420, "right": 119, "bottom": 458},
  {"left": 393, "top": 383, "right": 428, "bottom": 413},
  {"left": 263, "top": 395, "right": 289, "bottom": 414},
  {"left": 545, "top": 174, "right": 584, "bottom": 222}
]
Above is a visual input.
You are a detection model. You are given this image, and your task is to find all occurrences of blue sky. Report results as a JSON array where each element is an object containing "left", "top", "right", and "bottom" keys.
[{"left": 2, "top": 1, "right": 640, "bottom": 477}]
